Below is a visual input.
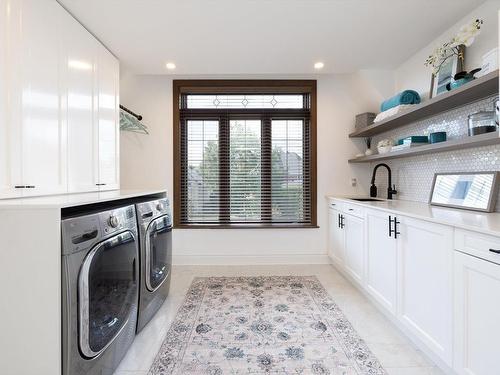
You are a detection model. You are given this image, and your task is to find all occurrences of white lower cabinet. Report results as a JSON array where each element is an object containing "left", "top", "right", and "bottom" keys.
[
  {"left": 366, "top": 209, "right": 398, "bottom": 314},
  {"left": 328, "top": 200, "right": 500, "bottom": 372},
  {"left": 328, "top": 208, "right": 345, "bottom": 266},
  {"left": 398, "top": 217, "right": 453, "bottom": 365},
  {"left": 344, "top": 213, "right": 364, "bottom": 284},
  {"left": 454, "top": 251, "right": 500, "bottom": 375}
]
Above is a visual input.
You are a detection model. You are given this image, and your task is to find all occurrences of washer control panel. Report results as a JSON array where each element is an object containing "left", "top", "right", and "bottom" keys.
[
  {"left": 62, "top": 205, "right": 137, "bottom": 255},
  {"left": 136, "top": 198, "right": 171, "bottom": 226},
  {"left": 100, "top": 205, "right": 136, "bottom": 235}
]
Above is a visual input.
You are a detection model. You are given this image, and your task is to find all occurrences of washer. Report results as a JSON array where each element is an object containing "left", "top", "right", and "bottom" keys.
[
  {"left": 135, "top": 197, "right": 172, "bottom": 333},
  {"left": 61, "top": 205, "right": 139, "bottom": 375}
]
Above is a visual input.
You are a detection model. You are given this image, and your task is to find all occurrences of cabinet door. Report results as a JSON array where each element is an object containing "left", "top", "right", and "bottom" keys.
[
  {"left": 0, "top": 0, "right": 22, "bottom": 198},
  {"left": 97, "top": 46, "right": 119, "bottom": 191},
  {"left": 366, "top": 209, "right": 397, "bottom": 313},
  {"left": 454, "top": 251, "right": 500, "bottom": 375},
  {"left": 64, "top": 15, "right": 99, "bottom": 193},
  {"left": 328, "top": 208, "right": 345, "bottom": 266},
  {"left": 20, "top": 0, "right": 67, "bottom": 196},
  {"left": 398, "top": 217, "right": 453, "bottom": 365},
  {"left": 344, "top": 213, "right": 365, "bottom": 284}
]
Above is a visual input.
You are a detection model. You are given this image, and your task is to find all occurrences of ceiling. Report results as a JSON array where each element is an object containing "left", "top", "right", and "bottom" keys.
[{"left": 58, "top": 0, "right": 486, "bottom": 75}]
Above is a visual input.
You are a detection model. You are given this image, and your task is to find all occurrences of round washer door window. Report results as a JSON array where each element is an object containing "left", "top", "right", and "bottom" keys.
[
  {"left": 145, "top": 215, "right": 172, "bottom": 291},
  {"left": 78, "top": 230, "right": 138, "bottom": 358}
]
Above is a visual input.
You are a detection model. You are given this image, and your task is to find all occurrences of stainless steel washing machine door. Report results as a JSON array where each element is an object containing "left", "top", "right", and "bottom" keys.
[
  {"left": 78, "top": 230, "right": 138, "bottom": 358},
  {"left": 145, "top": 215, "right": 172, "bottom": 292}
]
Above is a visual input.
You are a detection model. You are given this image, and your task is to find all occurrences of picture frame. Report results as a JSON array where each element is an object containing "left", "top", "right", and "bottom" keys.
[
  {"left": 429, "top": 45, "right": 465, "bottom": 99},
  {"left": 429, "top": 171, "right": 499, "bottom": 212}
]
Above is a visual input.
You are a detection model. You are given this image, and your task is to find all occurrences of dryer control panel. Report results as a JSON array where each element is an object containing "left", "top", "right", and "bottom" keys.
[{"left": 136, "top": 198, "right": 171, "bottom": 226}]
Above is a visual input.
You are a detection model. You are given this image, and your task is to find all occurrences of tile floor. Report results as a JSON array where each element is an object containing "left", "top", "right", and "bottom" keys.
[{"left": 114, "top": 264, "right": 444, "bottom": 375}]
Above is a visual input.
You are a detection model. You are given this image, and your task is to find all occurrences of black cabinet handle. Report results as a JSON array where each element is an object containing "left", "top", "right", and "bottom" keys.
[
  {"left": 338, "top": 213, "right": 341, "bottom": 228},
  {"left": 338, "top": 214, "right": 345, "bottom": 229},
  {"left": 490, "top": 249, "right": 500, "bottom": 254},
  {"left": 14, "top": 185, "right": 26, "bottom": 189},
  {"left": 348, "top": 208, "right": 354, "bottom": 211},
  {"left": 96, "top": 183, "right": 107, "bottom": 186},
  {"left": 394, "top": 217, "right": 401, "bottom": 239},
  {"left": 388, "top": 216, "right": 400, "bottom": 239}
]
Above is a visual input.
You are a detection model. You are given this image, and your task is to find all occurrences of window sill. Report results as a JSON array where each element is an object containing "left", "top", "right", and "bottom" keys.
[{"left": 174, "top": 223, "right": 319, "bottom": 229}]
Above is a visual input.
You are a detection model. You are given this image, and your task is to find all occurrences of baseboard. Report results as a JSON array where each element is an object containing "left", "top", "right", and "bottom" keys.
[{"left": 173, "top": 254, "right": 330, "bottom": 265}]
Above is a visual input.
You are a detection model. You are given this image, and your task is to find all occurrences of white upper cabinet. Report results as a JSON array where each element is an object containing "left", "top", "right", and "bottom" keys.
[
  {"left": 398, "top": 217, "right": 453, "bottom": 365},
  {"left": 366, "top": 209, "right": 398, "bottom": 314},
  {"left": 0, "top": 0, "right": 21, "bottom": 198},
  {"left": 96, "top": 46, "right": 120, "bottom": 191},
  {"left": 0, "top": 0, "right": 120, "bottom": 199},
  {"left": 64, "top": 14, "right": 99, "bottom": 193},
  {"left": 19, "top": 0, "right": 67, "bottom": 196}
]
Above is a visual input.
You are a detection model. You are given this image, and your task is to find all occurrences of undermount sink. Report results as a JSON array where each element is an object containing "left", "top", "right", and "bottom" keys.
[{"left": 349, "top": 198, "right": 384, "bottom": 202}]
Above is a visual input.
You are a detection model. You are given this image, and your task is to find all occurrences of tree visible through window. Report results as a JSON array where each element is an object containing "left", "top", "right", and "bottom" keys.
[{"left": 174, "top": 81, "right": 316, "bottom": 227}]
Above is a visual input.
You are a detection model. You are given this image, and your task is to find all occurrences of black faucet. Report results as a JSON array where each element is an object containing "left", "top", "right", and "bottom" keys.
[{"left": 370, "top": 163, "right": 397, "bottom": 200}]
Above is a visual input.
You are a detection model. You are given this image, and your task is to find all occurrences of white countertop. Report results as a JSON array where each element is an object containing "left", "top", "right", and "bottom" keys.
[
  {"left": 327, "top": 195, "right": 500, "bottom": 237},
  {"left": 0, "top": 189, "right": 167, "bottom": 209}
]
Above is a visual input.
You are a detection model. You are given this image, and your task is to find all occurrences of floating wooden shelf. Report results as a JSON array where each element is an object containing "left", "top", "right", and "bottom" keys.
[
  {"left": 348, "top": 132, "right": 500, "bottom": 163},
  {"left": 349, "top": 70, "right": 499, "bottom": 138}
]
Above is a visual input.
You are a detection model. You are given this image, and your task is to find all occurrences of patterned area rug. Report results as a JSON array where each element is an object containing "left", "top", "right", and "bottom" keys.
[{"left": 149, "top": 276, "right": 386, "bottom": 374}]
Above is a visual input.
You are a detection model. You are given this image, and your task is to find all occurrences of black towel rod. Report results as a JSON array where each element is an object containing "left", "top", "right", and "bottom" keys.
[{"left": 120, "top": 104, "right": 143, "bottom": 121}]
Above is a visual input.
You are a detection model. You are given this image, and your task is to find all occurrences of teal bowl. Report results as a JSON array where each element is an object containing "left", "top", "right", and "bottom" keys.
[
  {"left": 429, "top": 132, "right": 447, "bottom": 143},
  {"left": 447, "top": 77, "right": 474, "bottom": 91}
]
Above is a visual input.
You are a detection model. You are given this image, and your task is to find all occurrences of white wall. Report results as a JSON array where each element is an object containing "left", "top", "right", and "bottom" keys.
[
  {"left": 395, "top": 0, "right": 500, "bottom": 97},
  {"left": 120, "top": 0, "right": 499, "bottom": 265},
  {"left": 120, "top": 73, "right": 380, "bottom": 264}
]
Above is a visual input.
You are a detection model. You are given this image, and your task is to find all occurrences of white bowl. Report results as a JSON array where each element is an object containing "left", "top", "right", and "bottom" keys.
[{"left": 377, "top": 145, "right": 392, "bottom": 154}]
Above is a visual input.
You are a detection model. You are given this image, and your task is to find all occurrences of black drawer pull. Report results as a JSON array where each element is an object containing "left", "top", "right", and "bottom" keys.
[
  {"left": 489, "top": 249, "right": 500, "bottom": 254},
  {"left": 348, "top": 208, "right": 354, "bottom": 211},
  {"left": 14, "top": 185, "right": 26, "bottom": 189}
]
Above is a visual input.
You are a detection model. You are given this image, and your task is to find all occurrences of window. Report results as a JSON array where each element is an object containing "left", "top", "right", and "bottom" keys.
[{"left": 173, "top": 80, "right": 317, "bottom": 228}]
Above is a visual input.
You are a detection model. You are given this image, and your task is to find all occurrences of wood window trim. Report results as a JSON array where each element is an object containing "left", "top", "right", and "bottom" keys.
[{"left": 173, "top": 79, "right": 317, "bottom": 229}]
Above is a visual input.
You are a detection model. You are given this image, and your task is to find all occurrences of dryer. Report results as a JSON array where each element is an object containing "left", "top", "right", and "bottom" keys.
[
  {"left": 61, "top": 205, "right": 139, "bottom": 375},
  {"left": 135, "top": 197, "right": 172, "bottom": 333}
]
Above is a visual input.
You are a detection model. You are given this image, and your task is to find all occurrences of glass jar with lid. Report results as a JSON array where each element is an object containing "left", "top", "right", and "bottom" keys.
[{"left": 468, "top": 111, "right": 497, "bottom": 136}]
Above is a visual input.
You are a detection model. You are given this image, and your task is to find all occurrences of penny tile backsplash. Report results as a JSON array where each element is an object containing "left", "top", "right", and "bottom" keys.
[{"left": 369, "top": 95, "right": 500, "bottom": 210}]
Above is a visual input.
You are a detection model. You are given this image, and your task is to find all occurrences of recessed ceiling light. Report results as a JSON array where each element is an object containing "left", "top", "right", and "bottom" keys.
[
  {"left": 166, "top": 62, "right": 176, "bottom": 70},
  {"left": 314, "top": 62, "right": 324, "bottom": 69}
]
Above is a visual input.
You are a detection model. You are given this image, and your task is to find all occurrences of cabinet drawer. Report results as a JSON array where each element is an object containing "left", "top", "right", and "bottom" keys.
[
  {"left": 455, "top": 229, "right": 500, "bottom": 265},
  {"left": 343, "top": 203, "right": 365, "bottom": 218},
  {"left": 328, "top": 200, "right": 344, "bottom": 212}
]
